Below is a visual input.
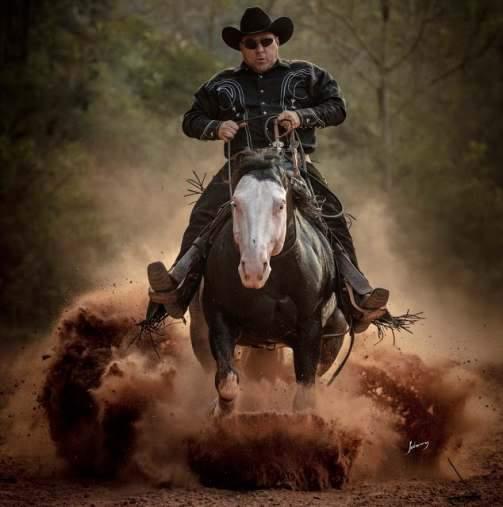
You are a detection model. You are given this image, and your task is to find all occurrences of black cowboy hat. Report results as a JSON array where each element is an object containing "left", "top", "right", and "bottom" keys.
[{"left": 222, "top": 7, "right": 294, "bottom": 51}]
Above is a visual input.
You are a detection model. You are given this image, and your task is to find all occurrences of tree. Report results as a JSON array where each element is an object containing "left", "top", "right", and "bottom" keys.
[{"left": 290, "top": 0, "right": 503, "bottom": 190}]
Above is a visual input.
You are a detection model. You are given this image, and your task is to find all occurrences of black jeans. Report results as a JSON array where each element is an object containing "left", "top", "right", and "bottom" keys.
[{"left": 176, "top": 162, "right": 358, "bottom": 268}]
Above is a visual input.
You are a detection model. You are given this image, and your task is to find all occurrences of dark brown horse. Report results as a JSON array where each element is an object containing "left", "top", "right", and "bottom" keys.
[{"left": 189, "top": 150, "right": 349, "bottom": 415}]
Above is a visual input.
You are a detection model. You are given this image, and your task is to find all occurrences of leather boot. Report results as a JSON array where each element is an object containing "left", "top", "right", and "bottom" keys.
[
  {"left": 352, "top": 287, "right": 389, "bottom": 333},
  {"left": 147, "top": 261, "right": 187, "bottom": 319}
]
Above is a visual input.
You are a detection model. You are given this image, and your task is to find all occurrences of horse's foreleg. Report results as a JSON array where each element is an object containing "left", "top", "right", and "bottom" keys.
[
  {"left": 292, "top": 318, "right": 322, "bottom": 412},
  {"left": 208, "top": 311, "right": 239, "bottom": 415}
]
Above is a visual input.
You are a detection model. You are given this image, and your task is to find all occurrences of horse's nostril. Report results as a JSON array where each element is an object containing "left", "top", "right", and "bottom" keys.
[{"left": 263, "top": 262, "right": 267, "bottom": 271}]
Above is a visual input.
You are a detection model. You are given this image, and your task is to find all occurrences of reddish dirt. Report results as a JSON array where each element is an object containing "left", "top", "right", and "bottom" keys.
[
  {"left": 188, "top": 413, "right": 361, "bottom": 490},
  {"left": 1, "top": 292, "right": 502, "bottom": 506}
]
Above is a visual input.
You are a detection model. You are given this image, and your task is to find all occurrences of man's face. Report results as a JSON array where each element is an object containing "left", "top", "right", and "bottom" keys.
[{"left": 239, "top": 32, "right": 279, "bottom": 73}]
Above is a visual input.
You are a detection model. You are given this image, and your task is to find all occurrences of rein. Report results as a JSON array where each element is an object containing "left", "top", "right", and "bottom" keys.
[
  {"left": 225, "top": 114, "right": 346, "bottom": 222},
  {"left": 226, "top": 114, "right": 294, "bottom": 199},
  {"left": 226, "top": 117, "right": 300, "bottom": 262}
]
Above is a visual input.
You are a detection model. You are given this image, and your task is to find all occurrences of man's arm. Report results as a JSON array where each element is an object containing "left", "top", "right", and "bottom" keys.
[
  {"left": 182, "top": 82, "right": 244, "bottom": 142},
  {"left": 295, "top": 64, "right": 347, "bottom": 129},
  {"left": 182, "top": 84, "right": 222, "bottom": 141}
]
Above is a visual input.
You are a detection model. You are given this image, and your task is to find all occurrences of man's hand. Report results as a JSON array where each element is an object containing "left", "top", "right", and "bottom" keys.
[
  {"left": 217, "top": 120, "right": 245, "bottom": 142},
  {"left": 277, "top": 110, "right": 300, "bottom": 130}
]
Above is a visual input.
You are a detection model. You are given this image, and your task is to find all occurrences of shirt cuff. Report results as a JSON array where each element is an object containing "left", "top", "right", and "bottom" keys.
[
  {"left": 296, "top": 108, "right": 326, "bottom": 128},
  {"left": 200, "top": 120, "right": 221, "bottom": 140}
]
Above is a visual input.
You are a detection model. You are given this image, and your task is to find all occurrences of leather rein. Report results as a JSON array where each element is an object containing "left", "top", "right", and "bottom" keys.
[
  {"left": 225, "top": 115, "right": 305, "bottom": 200},
  {"left": 225, "top": 116, "right": 305, "bottom": 261}
]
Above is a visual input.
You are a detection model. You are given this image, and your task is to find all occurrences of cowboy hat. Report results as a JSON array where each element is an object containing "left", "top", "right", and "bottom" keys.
[{"left": 222, "top": 7, "right": 294, "bottom": 51}]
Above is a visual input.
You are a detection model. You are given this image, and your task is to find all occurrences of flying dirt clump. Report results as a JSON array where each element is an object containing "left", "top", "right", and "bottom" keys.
[
  {"left": 39, "top": 288, "right": 186, "bottom": 478},
  {"left": 40, "top": 302, "right": 139, "bottom": 476},
  {"left": 188, "top": 412, "right": 361, "bottom": 490},
  {"left": 345, "top": 347, "right": 482, "bottom": 472}
]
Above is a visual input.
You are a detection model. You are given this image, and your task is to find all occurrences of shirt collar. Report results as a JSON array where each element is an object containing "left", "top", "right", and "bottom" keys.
[{"left": 233, "top": 58, "right": 291, "bottom": 73}]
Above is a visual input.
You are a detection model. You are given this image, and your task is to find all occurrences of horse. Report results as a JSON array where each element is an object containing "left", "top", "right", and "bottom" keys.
[{"left": 189, "top": 148, "right": 350, "bottom": 415}]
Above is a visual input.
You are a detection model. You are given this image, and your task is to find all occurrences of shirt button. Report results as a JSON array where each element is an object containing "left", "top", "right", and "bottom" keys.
[
  {"left": 260, "top": 101, "right": 265, "bottom": 105},
  {"left": 263, "top": 111, "right": 267, "bottom": 115},
  {"left": 260, "top": 89, "right": 264, "bottom": 93},
  {"left": 258, "top": 75, "right": 263, "bottom": 79}
]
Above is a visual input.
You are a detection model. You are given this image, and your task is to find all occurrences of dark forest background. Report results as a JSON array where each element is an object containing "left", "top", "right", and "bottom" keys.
[{"left": 1, "top": 0, "right": 503, "bottom": 344}]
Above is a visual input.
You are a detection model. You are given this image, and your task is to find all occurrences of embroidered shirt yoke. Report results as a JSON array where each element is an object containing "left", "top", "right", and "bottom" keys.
[{"left": 182, "top": 59, "right": 347, "bottom": 157}]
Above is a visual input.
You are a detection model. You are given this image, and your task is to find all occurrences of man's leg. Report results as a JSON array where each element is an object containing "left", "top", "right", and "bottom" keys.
[
  {"left": 305, "top": 163, "right": 389, "bottom": 330},
  {"left": 148, "top": 165, "right": 230, "bottom": 318},
  {"left": 176, "top": 167, "right": 230, "bottom": 263},
  {"left": 305, "top": 163, "right": 359, "bottom": 268}
]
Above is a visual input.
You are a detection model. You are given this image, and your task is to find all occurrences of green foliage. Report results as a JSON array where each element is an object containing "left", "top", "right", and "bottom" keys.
[
  {"left": 120, "top": 27, "right": 219, "bottom": 115},
  {"left": 0, "top": 0, "right": 219, "bottom": 332}
]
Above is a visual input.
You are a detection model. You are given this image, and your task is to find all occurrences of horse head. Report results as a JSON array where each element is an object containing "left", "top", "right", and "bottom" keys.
[{"left": 231, "top": 149, "right": 297, "bottom": 289}]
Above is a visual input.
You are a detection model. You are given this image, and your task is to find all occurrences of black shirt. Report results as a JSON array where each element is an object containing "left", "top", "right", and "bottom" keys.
[{"left": 182, "top": 59, "right": 347, "bottom": 157}]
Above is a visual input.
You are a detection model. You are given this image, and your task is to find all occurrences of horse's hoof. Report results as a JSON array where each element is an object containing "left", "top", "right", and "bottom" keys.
[
  {"left": 209, "top": 397, "right": 235, "bottom": 417},
  {"left": 217, "top": 371, "right": 239, "bottom": 403}
]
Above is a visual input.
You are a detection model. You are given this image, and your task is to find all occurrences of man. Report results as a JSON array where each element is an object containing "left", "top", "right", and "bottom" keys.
[{"left": 147, "top": 7, "right": 389, "bottom": 332}]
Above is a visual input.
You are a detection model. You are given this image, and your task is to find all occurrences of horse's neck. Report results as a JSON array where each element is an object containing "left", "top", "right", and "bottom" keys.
[
  {"left": 294, "top": 201, "right": 332, "bottom": 257},
  {"left": 279, "top": 192, "right": 298, "bottom": 256}
]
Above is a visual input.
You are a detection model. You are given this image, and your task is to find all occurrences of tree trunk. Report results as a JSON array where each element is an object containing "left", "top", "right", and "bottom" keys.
[
  {"left": 0, "top": 0, "right": 32, "bottom": 66},
  {"left": 207, "top": 2, "right": 217, "bottom": 51},
  {"left": 380, "top": 0, "right": 392, "bottom": 191}
]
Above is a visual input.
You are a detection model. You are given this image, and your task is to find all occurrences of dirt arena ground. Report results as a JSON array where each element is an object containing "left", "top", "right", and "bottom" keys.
[{"left": 1, "top": 288, "right": 502, "bottom": 506}]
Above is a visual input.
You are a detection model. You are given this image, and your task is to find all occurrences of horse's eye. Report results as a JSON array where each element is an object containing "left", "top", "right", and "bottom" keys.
[{"left": 275, "top": 200, "right": 285, "bottom": 213}]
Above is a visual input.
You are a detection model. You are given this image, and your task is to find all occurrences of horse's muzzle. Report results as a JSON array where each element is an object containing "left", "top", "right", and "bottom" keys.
[{"left": 238, "top": 257, "right": 271, "bottom": 289}]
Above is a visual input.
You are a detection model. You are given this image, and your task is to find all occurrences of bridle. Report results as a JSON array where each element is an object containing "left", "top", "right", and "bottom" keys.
[
  {"left": 226, "top": 115, "right": 305, "bottom": 200},
  {"left": 225, "top": 114, "right": 346, "bottom": 222}
]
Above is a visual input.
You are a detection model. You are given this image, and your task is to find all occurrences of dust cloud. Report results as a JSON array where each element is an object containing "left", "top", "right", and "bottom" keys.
[
  {"left": 1, "top": 282, "right": 496, "bottom": 490},
  {"left": 349, "top": 197, "right": 503, "bottom": 364},
  {"left": 0, "top": 145, "right": 500, "bottom": 491}
]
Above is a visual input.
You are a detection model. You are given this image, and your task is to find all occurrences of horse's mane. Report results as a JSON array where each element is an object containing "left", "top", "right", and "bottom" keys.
[
  {"left": 233, "top": 149, "right": 282, "bottom": 182},
  {"left": 234, "top": 149, "right": 326, "bottom": 231},
  {"left": 290, "top": 176, "right": 326, "bottom": 232}
]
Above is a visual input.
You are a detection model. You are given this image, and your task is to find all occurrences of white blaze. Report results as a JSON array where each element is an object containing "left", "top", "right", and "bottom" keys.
[{"left": 232, "top": 175, "right": 287, "bottom": 289}]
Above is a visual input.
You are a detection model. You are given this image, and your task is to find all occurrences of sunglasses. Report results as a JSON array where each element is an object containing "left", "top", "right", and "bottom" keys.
[{"left": 241, "top": 37, "right": 275, "bottom": 50}]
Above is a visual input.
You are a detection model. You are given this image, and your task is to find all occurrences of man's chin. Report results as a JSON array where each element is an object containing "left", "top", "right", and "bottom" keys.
[{"left": 253, "top": 61, "right": 273, "bottom": 72}]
